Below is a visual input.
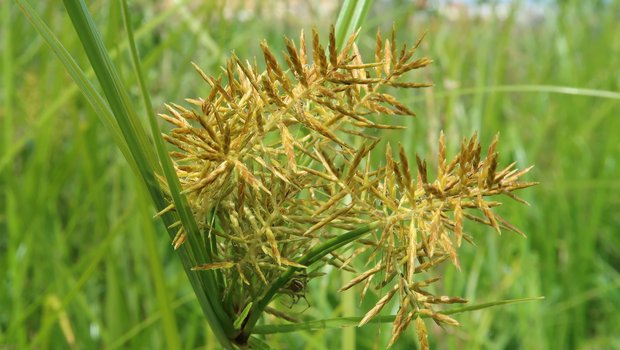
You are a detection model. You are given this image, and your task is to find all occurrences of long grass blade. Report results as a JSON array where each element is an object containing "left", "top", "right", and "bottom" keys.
[
  {"left": 15, "top": 0, "right": 132, "bottom": 171},
  {"left": 61, "top": 0, "right": 234, "bottom": 346},
  {"left": 252, "top": 297, "right": 545, "bottom": 334},
  {"left": 19, "top": 0, "right": 234, "bottom": 347},
  {"left": 242, "top": 222, "right": 380, "bottom": 336},
  {"left": 3, "top": 0, "right": 192, "bottom": 173},
  {"left": 119, "top": 0, "right": 231, "bottom": 335},
  {"left": 416, "top": 84, "right": 620, "bottom": 102},
  {"left": 60, "top": 0, "right": 159, "bottom": 173},
  {"left": 334, "top": 0, "right": 374, "bottom": 49}
]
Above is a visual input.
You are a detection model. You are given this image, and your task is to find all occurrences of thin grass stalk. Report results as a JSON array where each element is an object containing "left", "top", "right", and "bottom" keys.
[
  {"left": 136, "top": 190, "right": 182, "bottom": 350},
  {"left": 425, "top": 84, "right": 620, "bottom": 101},
  {"left": 241, "top": 223, "right": 379, "bottom": 338},
  {"left": 60, "top": 0, "right": 159, "bottom": 172},
  {"left": 120, "top": 5, "right": 182, "bottom": 349},
  {"left": 59, "top": 0, "right": 234, "bottom": 346},
  {"left": 336, "top": 15, "right": 362, "bottom": 332},
  {"left": 120, "top": 0, "right": 218, "bottom": 263},
  {"left": 335, "top": 0, "right": 374, "bottom": 50},
  {"left": 3, "top": 0, "right": 197, "bottom": 173},
  {"left": 15, "top": 0, "right": 132, "bottom": 169},
  {"left": 118, "top": 0, "right": 233, "bottom": 338},
  {"left": 18, "top": 0, "right": 234, "bottom": 347},
  {"left": 251, "top": 297, "right": 545, "bottom": 334}
]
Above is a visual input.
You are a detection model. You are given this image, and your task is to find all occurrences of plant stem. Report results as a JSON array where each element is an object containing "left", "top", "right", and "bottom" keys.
[
  {"left": 334, "top": 0, "right": 374, "bottom": 50},
  {"left": 240, "top": 222, "right": 380, "bottom": 342},
  {"left": 252, "top": 297, "right": 545, "bottom": 334},
  {"left": 58, "top": 0, "right": 235, "bottom": 347},
  {"left": 118, "top": 0, "right": 233, "bottom": 335}
]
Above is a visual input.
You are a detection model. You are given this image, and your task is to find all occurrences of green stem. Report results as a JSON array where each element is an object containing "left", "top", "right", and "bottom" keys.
[
  {"left": 252, "top": 297, "right": 545, "bottom": 334},
  {"left": 240, "top": 222, "right": 380, "bottom": 341},
  {"left": 415, "top": 84, "right": 620, "bottom": 102},
  {"left": 58, "top": 0, "right": 234, "bottom": 346},
  {"left": 60, "top": 0, "right": 159, "bottom": 185},
  {"left": 119, "top": 0, "right": 233, "bottom": 335},
  {"left": 334, "top": 0, "right": 374, "bottom": 49}
]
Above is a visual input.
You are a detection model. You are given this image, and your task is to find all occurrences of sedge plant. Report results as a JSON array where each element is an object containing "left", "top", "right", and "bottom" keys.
[{"left": 18, "top": 0, "right": 538, "bottom": 348}]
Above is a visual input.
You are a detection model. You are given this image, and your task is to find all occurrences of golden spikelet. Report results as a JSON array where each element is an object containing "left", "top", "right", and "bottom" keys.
[
  {"left": 415, "top": 316, "right": 429, "bottom": 350},
  {"left": 359, "top": 284, "right": 399, "bottom": 326}
]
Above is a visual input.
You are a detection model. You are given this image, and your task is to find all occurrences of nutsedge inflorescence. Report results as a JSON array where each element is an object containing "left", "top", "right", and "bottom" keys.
[{"left": 158, "top": 26, "right": 535, "bottom": 347}]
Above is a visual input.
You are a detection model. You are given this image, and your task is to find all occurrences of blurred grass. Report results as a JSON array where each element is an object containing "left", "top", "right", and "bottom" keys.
[{"left": 2, "top": 0, "right": 619, "bottom": 349}]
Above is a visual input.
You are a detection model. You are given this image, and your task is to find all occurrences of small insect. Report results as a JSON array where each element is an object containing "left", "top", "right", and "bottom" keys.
[
  {"left": 288, "top": 278, "right": 305, "bottom": 293},
  {"left": 280, "top": 276, "right": 310, "bottom": 310}
]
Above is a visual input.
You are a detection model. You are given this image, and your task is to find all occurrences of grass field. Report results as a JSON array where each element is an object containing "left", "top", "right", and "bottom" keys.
[{"left": 2, "top": 1, "right": 619, "bottom": 349}]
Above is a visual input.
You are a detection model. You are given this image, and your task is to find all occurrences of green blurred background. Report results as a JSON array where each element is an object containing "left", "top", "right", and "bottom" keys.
[{"left": 1, "top": 1, "right": 619, "bottom": 349}]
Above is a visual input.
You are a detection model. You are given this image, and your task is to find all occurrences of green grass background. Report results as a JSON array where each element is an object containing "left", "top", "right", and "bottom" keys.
[{"left": 2, "top": 1, "right": 619, "bottom": 349}]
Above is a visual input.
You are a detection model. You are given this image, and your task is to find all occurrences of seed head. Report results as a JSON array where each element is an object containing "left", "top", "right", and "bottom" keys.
[{"left": 161, "top": 26, "right": 535, "bottom": 347}]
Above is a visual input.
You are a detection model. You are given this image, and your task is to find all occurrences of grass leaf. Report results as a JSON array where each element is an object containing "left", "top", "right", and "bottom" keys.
[
  {"left": 252, "top": 297, "right": 545, "bottom": 334},
  {"left": 335, "top": 0, "right": 374, "bottom": 50}
]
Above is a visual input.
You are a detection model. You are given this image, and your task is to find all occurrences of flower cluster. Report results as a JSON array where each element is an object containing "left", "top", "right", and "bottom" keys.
[{"left": 160, "top": 26, "right": 534, "bottom": 347}]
